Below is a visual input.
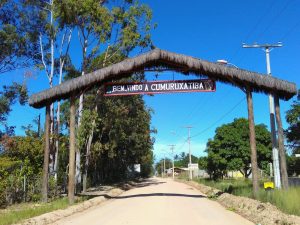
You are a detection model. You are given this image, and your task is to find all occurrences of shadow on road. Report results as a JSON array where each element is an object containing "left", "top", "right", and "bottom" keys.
[
  {"left": 103, "top": 193, "right": 206, "bottom": 199},
  {"left": 130, "top": 181, "right": 166, "bottom": 188}
]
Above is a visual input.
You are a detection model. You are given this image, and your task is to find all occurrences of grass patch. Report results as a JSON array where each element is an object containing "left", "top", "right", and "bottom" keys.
[
  {"left": 0, "top": 197, "right": 88, "bottom": 225},
  {"left": 196, "top": 178, "right": 300, "bottom": 216}
]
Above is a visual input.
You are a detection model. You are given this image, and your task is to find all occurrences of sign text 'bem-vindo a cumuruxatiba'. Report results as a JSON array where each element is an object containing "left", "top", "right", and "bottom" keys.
[{"left": 104, "top": 79, "right": 216, "bottom": 96}]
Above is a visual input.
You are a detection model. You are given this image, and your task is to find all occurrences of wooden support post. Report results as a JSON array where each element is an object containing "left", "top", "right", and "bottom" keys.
[
  {"left": 246, "top": 88, "right": 259, "bottom": 198},
  {"left": 274, "top": 95, "right": 289, "bottom": 189},
  {"left": 68, "top": 96, "right": 76, "bottom": 204},
  {"left": 42, "top": 104, "right": 50, "bottom": 203}
]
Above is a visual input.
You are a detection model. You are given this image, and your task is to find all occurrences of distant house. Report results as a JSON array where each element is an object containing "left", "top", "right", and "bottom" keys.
[
  {"left": 166, "top": 167, "right": 188, "bottom": 176},
  {"left": 166, "top": 167, "right": 209, "bottom": 178},
  {"left": 227, "top": 171, "right": 244, "bottom": 178}
]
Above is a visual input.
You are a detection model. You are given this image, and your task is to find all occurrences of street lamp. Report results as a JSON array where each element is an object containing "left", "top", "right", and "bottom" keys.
[{"left": 216, "top": 59, "right": 238, "bottom": 68}]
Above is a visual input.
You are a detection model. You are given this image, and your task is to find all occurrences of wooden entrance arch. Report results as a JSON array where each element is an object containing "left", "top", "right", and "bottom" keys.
[{"left": 29, "top": 48, "right": 297, "bottom": 203}]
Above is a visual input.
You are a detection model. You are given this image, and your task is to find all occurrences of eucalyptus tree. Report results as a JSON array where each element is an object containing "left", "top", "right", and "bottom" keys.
[
  {"left": 57, "top": 0, "right": 154, "bottom": 190},
  {"left": 0, "top": 0, "right": 44, "bottom": 74}
]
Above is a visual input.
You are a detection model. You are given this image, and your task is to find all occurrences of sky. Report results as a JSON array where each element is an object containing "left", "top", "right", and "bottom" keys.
[{"left": 1, "top": 0, "right": 300, "bottom": 163}]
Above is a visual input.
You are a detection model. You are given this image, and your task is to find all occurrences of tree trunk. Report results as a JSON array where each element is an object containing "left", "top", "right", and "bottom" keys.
[
  {"left": 42, "top": 104, "right": 51, "bottom": 203},
  {"left": 76, "top": 38, "right": 88, "bottom": 192},
  {"left": 54, "top": 101, "right": 60, "bottom": 181},
  {"left": 246, "top": 88, "right": 259, "bottom": 198},
  {"left": 54, "top": 29, "right": 72, "bottom": 182},
  {"left": 82, "top": 125, "right": 94, "bottom": 192},
  {"left": 68, "top": 96, "right": 76, "bottom": 204},
  {"left": 274, "top": 96, "right": 289, "bottom": 189}
]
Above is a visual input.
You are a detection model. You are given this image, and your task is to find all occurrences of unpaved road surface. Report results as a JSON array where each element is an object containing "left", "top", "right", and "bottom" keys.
[{"left": 54, "top": 178, "right": 254, "bottom": 225}]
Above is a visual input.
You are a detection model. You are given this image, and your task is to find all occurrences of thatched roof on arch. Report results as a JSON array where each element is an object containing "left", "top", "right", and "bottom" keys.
[{"left": 29, "top": 48, "right": 297, "bottom": 108}]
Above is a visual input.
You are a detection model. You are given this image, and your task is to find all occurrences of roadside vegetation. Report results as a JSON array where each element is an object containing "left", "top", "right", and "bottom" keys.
[
  {"left": 0, "top": 196, "right": 92, "bottom": 225},
  {"left": 195, "top": 178, "right": 300, "bottom": 216},
  {"left": 0, "top": 198, "right": 68, "bottom": 225},
  {"left": 1, "top": 0, "right": 155, "bottom": 213}
]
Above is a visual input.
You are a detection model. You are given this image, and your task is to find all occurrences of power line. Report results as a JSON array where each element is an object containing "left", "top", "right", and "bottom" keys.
[
  {"left": 256, "top": 0, "right": 295, "bottom": 41},
  {"left": 280, "top": 20, "right": 300, "bottom": 41},
  {"left": 191, "top": 97, "right": 245, "bottom": 139},
  {"left": 229, "top": 0, "right": 277, "bottom": 63}
]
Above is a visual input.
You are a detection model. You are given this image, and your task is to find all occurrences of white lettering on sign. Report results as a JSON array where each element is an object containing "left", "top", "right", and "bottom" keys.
[{"left": 105, "top": 79, "right": 216, "bottom": 96}]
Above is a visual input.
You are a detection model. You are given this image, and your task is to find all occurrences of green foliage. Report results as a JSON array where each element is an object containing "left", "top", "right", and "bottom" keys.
[
  {"left": 0, "top": 82, "right": 28, "bottom": 145},
  {"left": 198, "top": 156, "right": 208, "bottom": 169},
  {"left": 174, "top": 152, "right": 198, "bottom": 168},
  {"left": 0, "top": 0, "right": 45, "bottom": 73},
  {"left": 77, "top": 109, "right": 100, "bottom": 151},
  {"left": 196, "top": 178, "right": 300, "bottom": 216},
  {"left": 206, "top": 118, "right": 272, "bottom": 179},
  {"left": 86, "top": 93, "right": 154, "bottom": 182},
  {"left": 57, "top": 0, "right": 154, "bottom": 68},
  {"left": 0, "top": 83, "right": 27, "bottom": 124},
  {"left": 285, "top": 90, "right": 300, "bottom": 154},
  {"left": 0, "top": 135, "right": 43, "bottom": 207},
  {"left": 155, "top": 158, "right": 172, "bottom": 175},
  {"left": 286, "top": 155, "right": 300, "bottom": 176},
  {"left": 0, "top": 198, "right": 69, "bottom": 225}
]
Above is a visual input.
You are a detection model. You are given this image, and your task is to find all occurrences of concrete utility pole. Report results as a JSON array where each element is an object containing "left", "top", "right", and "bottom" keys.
[
  {"left": 242, "top": 42, "right": 282, "bottom": 189},
  {"left": 184, "top": 126, "right": 193, "bottom": 180},
  {"left": 168, "top": 145, "right": 176, "bottom": 179}
]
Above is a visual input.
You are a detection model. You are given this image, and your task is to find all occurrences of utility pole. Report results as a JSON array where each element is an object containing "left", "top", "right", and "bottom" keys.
[
  {"left": 184, "top": 126, "right": 193, "bottom": 180},
  {"left": 242, "top": 42, "right": 282, "bottom": 189},
  {"left": 163, "top": 156, "right": 166, "bottom": 178},
  {"left": 168, "top": 145, "right": 176, "bottom": 179}
]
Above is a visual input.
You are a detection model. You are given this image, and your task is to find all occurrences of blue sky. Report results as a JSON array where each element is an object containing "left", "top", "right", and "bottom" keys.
[{"left": 1, "top": 0, "right": 300, "bottom": 163}]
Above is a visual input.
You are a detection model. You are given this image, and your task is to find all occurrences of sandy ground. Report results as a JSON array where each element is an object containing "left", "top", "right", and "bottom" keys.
[{"left": 53, "top": 178, "right": 254, "bottom": 225}]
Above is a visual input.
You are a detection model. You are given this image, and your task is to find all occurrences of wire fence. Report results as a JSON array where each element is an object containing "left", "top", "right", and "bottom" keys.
[{"left": 0, "top": 173, "right": 66, "bottom": 208}]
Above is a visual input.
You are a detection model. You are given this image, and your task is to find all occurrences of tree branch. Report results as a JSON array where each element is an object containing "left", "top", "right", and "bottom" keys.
[{"left": 39, "top": 34, "right": 50, "bottom": 79}]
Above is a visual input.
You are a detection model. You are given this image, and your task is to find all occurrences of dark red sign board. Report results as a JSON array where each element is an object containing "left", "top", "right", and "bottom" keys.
[{"left": 104, "top": 79, "right": 216, "bottom": 96}]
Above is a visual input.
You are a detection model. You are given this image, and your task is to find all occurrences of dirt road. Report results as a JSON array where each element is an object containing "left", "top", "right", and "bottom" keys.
[{"left": 54, "top": 178, "right": 254, "bottom": 225}]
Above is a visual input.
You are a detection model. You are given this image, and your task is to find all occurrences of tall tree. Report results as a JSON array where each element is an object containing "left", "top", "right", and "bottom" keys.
[
  {"left": 285, "top": 90, "right": 300, "bottom": 154},
  {"left": 58, "top": 0, "right": 154, "bottom": 190},
  {"left": 206, "top": 118, "right": 272, "bottom": 179}
]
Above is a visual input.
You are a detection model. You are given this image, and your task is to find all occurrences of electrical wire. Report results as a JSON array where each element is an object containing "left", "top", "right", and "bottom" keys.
[
  {"left": 256, "top": 0, "right": 295, "bottom": 41},
  {"left": 191, "top": 97, "right": 246, "bottom": 139}
]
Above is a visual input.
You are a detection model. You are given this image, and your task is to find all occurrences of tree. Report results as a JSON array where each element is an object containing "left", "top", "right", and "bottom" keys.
[
  {"left": 0, "top": 0, "right": 45, "bottom": 74},
  {"left": 285, "top": 91, "right": 300, "bottom": 178},
  {"left": 155, "top": 158, "right": 172, "bottom": 175},
  {"left": 0, "top": 83, "right": 27, "bottom": 137},
  {"left": 206, "top": 118, "right": 272, "bottom": 179},
  {"left": 174, "top": 152, "right": 198, "bottom": 168},
  {"left": 285, "top": 90, "right": 300, "bottom": 154},
  {"left": 198, "top": 156, "right": 207, "bottom": 170},
  {"left": 84, "top": 92, "right": 154, "bottom": 183},
  {"left": 57, "top": 0, "right": 154, "bottom": 190}
]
